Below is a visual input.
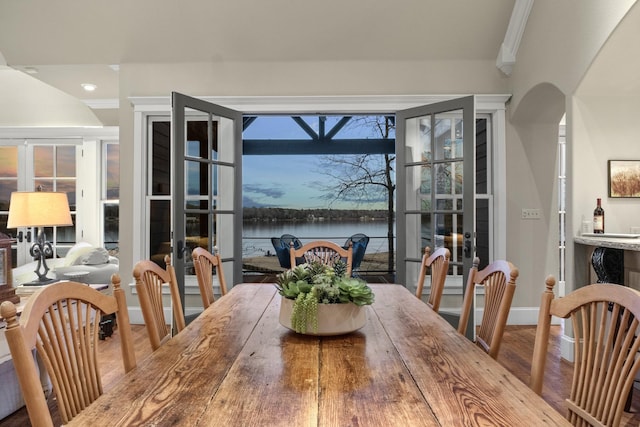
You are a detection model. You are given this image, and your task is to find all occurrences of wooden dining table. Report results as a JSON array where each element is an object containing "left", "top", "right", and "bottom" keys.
[{"left": 69, "top": 283, "right": 570, "bottom": 426}]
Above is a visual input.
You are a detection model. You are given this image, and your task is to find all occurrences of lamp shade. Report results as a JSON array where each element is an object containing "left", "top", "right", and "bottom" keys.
[{"left": 7, "top": 191, "right": 73, "bottom": 228}]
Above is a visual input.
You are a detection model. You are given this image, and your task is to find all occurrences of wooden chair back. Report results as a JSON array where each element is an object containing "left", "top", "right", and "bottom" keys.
[
  {"left": 192, "top": 246, "right": 227, "bottom": 309},
  {"left": 415, "top": 246, "right": 450, "bottom": 313},
  {"left": 531, "top": 276, "right": 640, "bottom": 426},
  {"left": 0, "top": 275, "right": 136, "bottom": 426},
  {"left": 133, "top": 254, "right": 185, "bottom": 351},
  {"left": 289, "top": 240, "right": 353, "bottom": 276},
  {"left": 457, "top": 257, "right": 518, "bottom": 359}
]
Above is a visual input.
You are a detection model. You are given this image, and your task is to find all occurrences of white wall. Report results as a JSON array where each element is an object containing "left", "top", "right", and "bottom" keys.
[
  {"left": 506, "top": 0, "right": 638, "bottom": 303},
  {"left": 572, "top": 96, "right": 640, "bottom": 234}
]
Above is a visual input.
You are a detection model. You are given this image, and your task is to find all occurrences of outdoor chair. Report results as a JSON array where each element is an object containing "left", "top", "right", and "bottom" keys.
[
  {"left": 531, "top": 276, "right": 640, "bottom": 426},
  {"left": 457, "top": 257, "right": 518, "bottom": 359},
  {"left": 343, "top": 233, "right": 370, "bottom": 275},
  {"left": 415, "top": 246, "right": 450, "bottom": 313},
  {"left": 271, "top": 234, "right": 302, "bottom": 269}
]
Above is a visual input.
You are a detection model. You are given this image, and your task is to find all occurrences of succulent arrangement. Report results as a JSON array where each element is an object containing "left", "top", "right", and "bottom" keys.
[{"left": 275, "top": 260, "right": 375, "bottom": 334}]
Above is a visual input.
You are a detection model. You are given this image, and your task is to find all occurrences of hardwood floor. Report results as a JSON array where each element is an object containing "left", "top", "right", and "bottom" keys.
[
  {"left": 498, "top": 325, "right": 640, "bottom": 426},
  {"left": 2, "top": 324, "right": 640, "bottom": 426}
]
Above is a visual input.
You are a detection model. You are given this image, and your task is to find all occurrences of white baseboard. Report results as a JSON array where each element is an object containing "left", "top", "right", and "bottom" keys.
[{"left": 438, "top": 306, "right": 560, "bottom": 326}]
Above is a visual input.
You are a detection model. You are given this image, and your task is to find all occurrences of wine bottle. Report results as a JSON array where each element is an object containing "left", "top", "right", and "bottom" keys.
[{"left": 593, "top": 198, "right": 605, "bottom": 234}]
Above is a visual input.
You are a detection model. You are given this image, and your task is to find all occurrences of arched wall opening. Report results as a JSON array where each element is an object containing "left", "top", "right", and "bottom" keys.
[{"left": 508, "top": 82, "right": 566, "bottom": 309}]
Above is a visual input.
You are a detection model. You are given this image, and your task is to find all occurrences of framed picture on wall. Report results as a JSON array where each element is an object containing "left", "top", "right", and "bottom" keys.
[{"left": 608, "top": 160, "right": 640, "bottom": 198}]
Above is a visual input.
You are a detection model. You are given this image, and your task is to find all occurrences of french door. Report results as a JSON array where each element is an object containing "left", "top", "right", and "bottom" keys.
[
  {"left": 396, "top": 96, "right": 476, "bottom": 335},
  {"left": 171, "top": 92, "right": 242, "bottom": 317}
]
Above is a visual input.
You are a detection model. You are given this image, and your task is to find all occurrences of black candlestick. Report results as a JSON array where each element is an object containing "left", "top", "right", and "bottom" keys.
[{"left": 25, "top": 227, "right": 56, "bottom": 285}]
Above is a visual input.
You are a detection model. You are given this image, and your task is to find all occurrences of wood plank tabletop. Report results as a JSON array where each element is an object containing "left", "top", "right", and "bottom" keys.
[{"left": 68, "top": 283, "right": 570, "bottom": 426}]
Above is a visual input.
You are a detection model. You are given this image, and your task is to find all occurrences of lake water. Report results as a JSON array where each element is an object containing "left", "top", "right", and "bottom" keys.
[{"left": 242, "top": 220, "right": 395, "bottom": 257}]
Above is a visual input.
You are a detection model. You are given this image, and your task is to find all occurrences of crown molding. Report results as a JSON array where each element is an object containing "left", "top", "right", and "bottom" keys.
[
  {"left": 129, "top": 94, "right": 511, "bottom": 114},
  {"left": 496, "top": 0, "right": 534, "bottom": 76}
]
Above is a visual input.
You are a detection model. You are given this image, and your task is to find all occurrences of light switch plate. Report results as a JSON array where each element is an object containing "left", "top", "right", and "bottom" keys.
[{"left": 521, "top": 208, "right": 541, "bottom": 220}]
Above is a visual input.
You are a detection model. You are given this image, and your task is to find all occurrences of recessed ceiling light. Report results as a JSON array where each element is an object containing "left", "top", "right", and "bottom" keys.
[{"left": 81, "top": 83, "right": 97, "bottom": 92}]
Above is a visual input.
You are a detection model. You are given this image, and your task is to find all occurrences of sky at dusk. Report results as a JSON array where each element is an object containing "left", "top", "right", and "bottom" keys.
[{"left": 241, "top": 116, "right": 394, "bottom": 210}]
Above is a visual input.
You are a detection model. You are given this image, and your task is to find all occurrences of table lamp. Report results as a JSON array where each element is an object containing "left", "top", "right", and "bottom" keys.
[{"left": 7, "top": 189, "right": 73, "bottom": 285}]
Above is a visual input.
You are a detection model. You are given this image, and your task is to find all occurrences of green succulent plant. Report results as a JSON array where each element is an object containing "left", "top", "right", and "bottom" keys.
[{"left": 275, "top": 261, "right": 375, "bottom": 333}]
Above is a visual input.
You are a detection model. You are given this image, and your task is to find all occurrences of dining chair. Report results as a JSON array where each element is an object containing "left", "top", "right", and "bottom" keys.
[
  {"left": 192, "top": 246, "right": 227, "bottom": 309},
  {"left": 133, "top": 254, "right": 186, "bottom": 351},
  {"left": 457, "top": 257, "right": 518, "bottom": 359},
  {"left": 530, "top": 276, "right": 640, "bottom": 426},
  {"left": 289, "top": 240, "right": 353, "bottom": 276},
  {"left": 415, "top": 246, "right": 450, "bottom": 313},
  {"left": 0, "top": 275, "right": 136, "bottom": 427}
]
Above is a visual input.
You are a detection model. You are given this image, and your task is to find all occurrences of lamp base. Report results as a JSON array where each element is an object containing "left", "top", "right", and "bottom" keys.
[{"left": 21, "top": 277, "right": 58, "bottom": 287}]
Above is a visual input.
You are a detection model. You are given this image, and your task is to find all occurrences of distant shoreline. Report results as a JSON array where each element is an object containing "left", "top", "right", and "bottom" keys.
[
  {"left": 243, "top": 207, "right": 391, "bottom": 222},
  {"left": 243, "top": 252, "right": 393, "bottom": 274}
]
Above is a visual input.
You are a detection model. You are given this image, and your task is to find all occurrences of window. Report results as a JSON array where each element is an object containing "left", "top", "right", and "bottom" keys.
[
  {"left": 32, "top": 144, "right": 77, "bottom": 252},
  {"left": 102, "top": 141, "right": 119, "bottom": 253}
]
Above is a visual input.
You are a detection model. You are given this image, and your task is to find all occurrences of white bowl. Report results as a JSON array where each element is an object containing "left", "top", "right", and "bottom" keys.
[{"left": 279, "top": 297, "right": 366, "bottom": 336}]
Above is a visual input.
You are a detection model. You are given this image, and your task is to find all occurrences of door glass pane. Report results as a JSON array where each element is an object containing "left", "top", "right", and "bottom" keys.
[
  {"left": 0, "top": 146, "right": 16, "bottom": 253},
  {"left": 104, "top": 203, "right": 119, "bottom": 251},
  {"left": 476, "top": 118, "right": 488, "bottom": 194},
  {"left": 434, "top": 119, "right": 451, "bottom": 161},
  {"left": 435, "top": 162, "right": 463, "bottom": 195},
  {"left": 56, "top": 180, "right": 76, "bottom": 205},
  {"left": 57, "top": 146, "right": 76, "bottom": 177},
  {"left": 476, "top": 198, "right": 490, "bottom": 269},
  {"left": 34, "top": 146, "right": 53, "bottom": 177},
  {"left": 215, "top": 164, "right": 235, "bottom": 210},
  {"left": 420, "top": 165, "right": 431, "bottom": 195},
  {"left": 405, "top": 164, "right": 426, "bottom": 211},
  {"left": 55, "top": 219, "right": 76, "bottom": 244},
  {"left": 403, "top": 116, "right": 430, "bottom": 163},
  {"left": 420, "top": 213, "right": 432, "bottom": 251},
  {"left": 0, "top": 147, "right": 17, "bottom": 215},
  {"left": 0, "top": 146, "right": 17, "bottom": 178},
  {"left": 419, "top": 117, "right": 432, "bottom": 159},
  {"left": 216, "top": 117, "right": 235, "bottom": 163},
  {"left": 106, "top": 144, "right": 120, "bottom": 199},
  {"left": 435, "top": 211, "right": 463, "bottom": 275},
  {"left": 185, "top": 212, "right": 208, "bottom": 275},
  {"left": 186, "top": 159, "right": 207, "bottom": 197},
  {"left": 187, "top": 125, "right": 203, "bottom": 158},
  {"left": 149, "top": 200, "right": 171, "bottom": 268},
  {"left": 436, "top": 198, "right": 454, "bottom": 210},
  {"left": 152, "top": 121, "right": 171, "bottom": 196}
]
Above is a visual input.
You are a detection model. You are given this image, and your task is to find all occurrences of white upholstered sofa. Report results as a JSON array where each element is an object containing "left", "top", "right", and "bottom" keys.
[{"left": 12, "top": 241, "right": 118, "bottom": 286}]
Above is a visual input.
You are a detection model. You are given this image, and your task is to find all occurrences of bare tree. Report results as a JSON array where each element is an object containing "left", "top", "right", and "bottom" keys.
[{"left": 315, "top": 116, "right": 396, "bottom": 272}]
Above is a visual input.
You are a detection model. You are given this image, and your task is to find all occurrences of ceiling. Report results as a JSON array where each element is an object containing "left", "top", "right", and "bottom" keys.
[{"left": 0, "top": 0, "right": 516, "bottom": 103}]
